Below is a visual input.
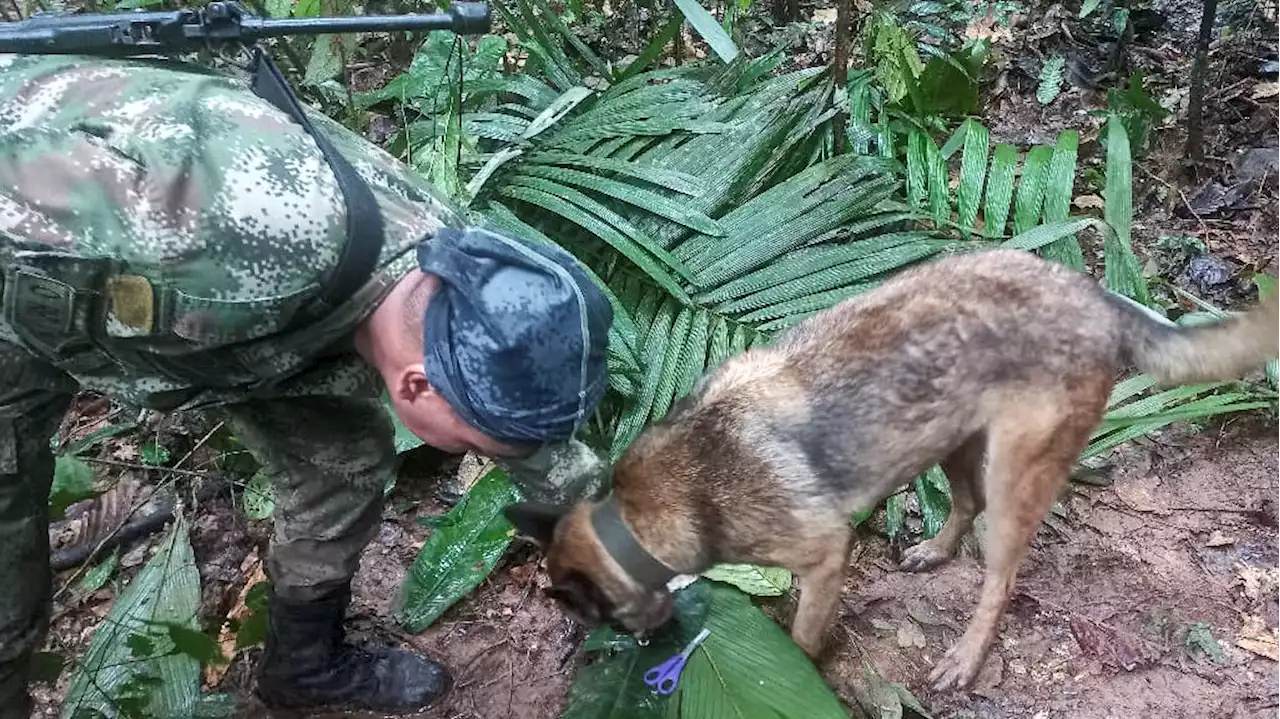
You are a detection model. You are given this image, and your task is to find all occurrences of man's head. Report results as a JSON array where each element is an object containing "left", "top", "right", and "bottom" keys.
[{"left": 362, "top": 226, "right": 612, "bottom": 459}]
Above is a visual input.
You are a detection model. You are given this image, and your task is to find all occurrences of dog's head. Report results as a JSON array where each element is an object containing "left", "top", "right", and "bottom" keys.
[{"left": 503, "top": 501, "right": 674, "bottom": 636}]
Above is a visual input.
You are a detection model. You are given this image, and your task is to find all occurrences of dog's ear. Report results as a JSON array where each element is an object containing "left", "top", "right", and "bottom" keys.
[{"left": 503, "top": 502, "right": 569, "bottom": 546}]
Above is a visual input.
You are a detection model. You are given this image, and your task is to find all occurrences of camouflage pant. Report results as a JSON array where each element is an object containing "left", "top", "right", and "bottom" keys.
[{"left": 0, "top": 341, "right": 398, "bottom": 718}]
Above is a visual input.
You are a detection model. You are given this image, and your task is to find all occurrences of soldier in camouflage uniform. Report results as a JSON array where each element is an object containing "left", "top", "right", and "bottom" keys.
[{"left": 0, "top": 51, "right": 612, "bottom": 717}]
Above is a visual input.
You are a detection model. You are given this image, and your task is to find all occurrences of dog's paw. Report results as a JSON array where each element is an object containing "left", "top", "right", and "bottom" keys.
[
  {"left": 898, "top": 539, "right": 954, "bottom": 573},
  {"left": 927, "top": 639, "right": 984, "bottom": 692}
]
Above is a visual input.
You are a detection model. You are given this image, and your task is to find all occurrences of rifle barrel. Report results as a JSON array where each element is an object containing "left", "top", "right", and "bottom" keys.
[{"left": 246, "top": 6, "right": 490, "bottom": 36}]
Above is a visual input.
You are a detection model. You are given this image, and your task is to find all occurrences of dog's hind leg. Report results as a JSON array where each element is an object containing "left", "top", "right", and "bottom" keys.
[
  {"left": 928, "top": 385, "right": 1107, "bottom": 692},
  {"left": 788, "top": 528, "right": 855, "bottom": 660},
  {"left": 899, "top": 431, "right": 986, "bottom": 573}
]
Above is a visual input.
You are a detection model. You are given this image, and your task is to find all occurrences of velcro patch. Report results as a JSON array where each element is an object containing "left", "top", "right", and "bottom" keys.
[{"left": 106, "top": 275, "right": 155, "bottom": 335}]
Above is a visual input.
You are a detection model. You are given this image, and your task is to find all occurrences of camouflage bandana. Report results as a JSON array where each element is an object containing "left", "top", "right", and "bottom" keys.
[{"left": 416, "top": 226, "right": 611, "bottom": 445}]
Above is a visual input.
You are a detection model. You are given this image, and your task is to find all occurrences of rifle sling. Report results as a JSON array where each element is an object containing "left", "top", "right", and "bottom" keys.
[{"left": 245, "top": 47, "right": 386, "bottom": 326}]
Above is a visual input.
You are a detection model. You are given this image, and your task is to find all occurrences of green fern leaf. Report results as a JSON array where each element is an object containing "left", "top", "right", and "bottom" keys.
[
  {"left": 982, "top": 143, "right": 1018, "bottom": 237},
  {"left": 1041, "top": 130, "right": 1085, "bottom": 269},
  {"left": 517, "top": 164, "right": 724, "bottom": 237},
  {"left": 497, "top": 180, "right": 692, "bottom": 302},
  {"left": 956, "top": 119, "right": 990, "bottom": 236},
  {"left": 1013, "top": 145, "right": 1053, "bottom": 235},
  {"left": 1037, "top": 55, "right": 1066, "bottom": 106}
]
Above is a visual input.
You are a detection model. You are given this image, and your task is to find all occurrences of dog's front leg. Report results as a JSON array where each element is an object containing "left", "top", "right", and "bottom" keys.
[{"left": 788, "top": 532, "right": 854, "bottom": 660}]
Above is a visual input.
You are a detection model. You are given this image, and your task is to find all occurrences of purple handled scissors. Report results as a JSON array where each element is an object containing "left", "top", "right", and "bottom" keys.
[{"left": 644, "top": 628, "right": 711, "bottom": 695}]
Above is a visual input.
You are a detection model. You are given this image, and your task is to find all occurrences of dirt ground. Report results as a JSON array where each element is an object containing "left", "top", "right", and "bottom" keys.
[{"left": 23, "top": 0, "right": 1280, "bottom": 715}]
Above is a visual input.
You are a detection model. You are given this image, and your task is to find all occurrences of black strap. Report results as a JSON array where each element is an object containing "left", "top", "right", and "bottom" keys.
[
  {"left": 590, "top": 494, "right": 678, "bottom": 590},
  {"left": 245, "top": 47, "right": 386, "bottom": 324}
]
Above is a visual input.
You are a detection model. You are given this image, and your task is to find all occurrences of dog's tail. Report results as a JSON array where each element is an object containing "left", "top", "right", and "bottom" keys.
[{"left": 1109, "top": 290, "right": 1279, "bottom": 386}]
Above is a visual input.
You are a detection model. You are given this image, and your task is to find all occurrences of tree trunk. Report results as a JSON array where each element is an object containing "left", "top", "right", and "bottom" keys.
[
  {"left": 832, "top": 0, "right": 852, "bottom": 154},
  {"left": 1185, "top": 0, "right": 1219, "bottom": 165}
]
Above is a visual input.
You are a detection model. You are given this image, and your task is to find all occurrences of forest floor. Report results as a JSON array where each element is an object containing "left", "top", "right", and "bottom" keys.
[{"left": 25, "top": 0, "right": 1279, "bottom": 716}]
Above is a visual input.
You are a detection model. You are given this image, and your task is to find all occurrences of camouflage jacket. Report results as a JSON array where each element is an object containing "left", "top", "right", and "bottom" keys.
[
  {"left": 0, "top": 52, "right": 464, "bottom": 411},
  {"left": 0, "top": 53, "right": 608, "bottom": 501}
]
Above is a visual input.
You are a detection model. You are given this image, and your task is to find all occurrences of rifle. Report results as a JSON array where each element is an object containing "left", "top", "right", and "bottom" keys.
[{"left": 0, "top": 0, "right": 492, "bottom": 56}]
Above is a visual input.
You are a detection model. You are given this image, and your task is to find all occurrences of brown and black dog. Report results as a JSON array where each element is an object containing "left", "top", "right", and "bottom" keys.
[{"left": 505, "top": 248, "right": 1279, "bottom": 691}]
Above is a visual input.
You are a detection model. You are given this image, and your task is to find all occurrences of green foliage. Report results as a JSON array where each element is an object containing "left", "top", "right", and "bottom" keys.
[
  {"left": 140, "top": 440, "right": 170, "bottom": 467},
  {"left": 1103, "top": 71, "right": 1170, "bottom": 156},
  {"left": 1184, "top": 621, "right": 1228, "bottom": 664},
  {"left": 61, "top": 517, "right": 205, "bottom": 719},
  {"left": 1037, "top": 55, "right": 1065, "bottom": 105},
  {"left": 701, "top": 563, "right": 792, "bottom": 596},
  {"left": 566, "top": 581, "right": 847, "bottom": 719},
  {"left": 61, "top": 420, "right": 138, "bottom": 456},
  {"left": 671, "top": 0, "right": 740, "bottom": 63},
  {"left": 234, "top": 581, "right": 271, "bottom": 651},
  {"left": 397, "top": 467, "right": 523, "bottom": 632},
  {"left": 1102, "top": 112, "right": 1151, "bottom": 304},
  {"left": 50, "top": 454, "right": 98, "bottom": 519},
  {"left": 240, "top": 470, "right": 276, "bottom": 521},
  {"left": 78, "top": 549, "right": 120, "bottom": 595}
]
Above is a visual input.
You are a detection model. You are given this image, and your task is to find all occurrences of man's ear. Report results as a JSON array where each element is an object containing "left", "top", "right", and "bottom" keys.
[
  {"left": 504, "top": 502, "right": 569, "bottom": 546},
  {"left": 395, "top": 363, "right": 433, "bottom": 402}
]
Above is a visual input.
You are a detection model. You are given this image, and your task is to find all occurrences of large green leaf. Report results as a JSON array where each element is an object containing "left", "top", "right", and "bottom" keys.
[
  {"left": 702, "top": 564, "right": 793, "bottom": 596},
  {"left": 564, "top": 582, "right": 711, "bottom": 718},
  {"left": 672, "top": 0, "right": 741, "bottom": 64},
  {"left": 397, "top": 467, "right": 524, "bottom": 632},
  {"left": 61, "top": 517, "right": 202, "bottom": 719},
  {"left": 1102, "top": 112, "right": 1151, "bottom": 304},
  {"left": 671, "top": 583, "right": 848, "bottom": 718}
]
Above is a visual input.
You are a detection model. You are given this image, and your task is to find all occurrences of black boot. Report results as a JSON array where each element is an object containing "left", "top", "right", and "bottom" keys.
[{"left": 255, "top": 584, "right": 451, "bottom": 713}]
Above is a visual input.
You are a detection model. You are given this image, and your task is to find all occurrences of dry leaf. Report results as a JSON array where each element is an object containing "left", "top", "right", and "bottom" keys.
[
  {"left": 1252, "top": 82, "right": 1280, "bottom": 100},
  {"left": 1073, "top": 194, "right": 1106, "bottom": 209},
  {"left": 964, "top": 11, "right": 1014, "bottom": 44},
  {"left": 1235, "top": 617, "right": 1279, "bottom": 661},
  {"left": 204, "top": 554, "right": 266, "bottom": 688},
  {"left": 813, "top": 7, "right": 837, "bottom": 23},
  {"left": 896, "top": 619, "right": 926, "bottom": 649},
  {"left": 1114, "top": 475, "right": 1170, "bottom": 515},
  {"left": 1205, "top": 530, "right": 1236, "bottom": 547},
  {"left": 1233, "top": 563, "right": 1277, "bottom": 601},
  {"left": 1069, "top": 616, "right": 1142, "bottom": 670},
  {"left": 870, "top": 617, "right": 897, "bottom": 633}
]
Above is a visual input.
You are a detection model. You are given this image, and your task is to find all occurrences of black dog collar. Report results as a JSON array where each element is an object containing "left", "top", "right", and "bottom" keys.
[{"left": 590, "top": 495, "right": 678, "bottom": 590}]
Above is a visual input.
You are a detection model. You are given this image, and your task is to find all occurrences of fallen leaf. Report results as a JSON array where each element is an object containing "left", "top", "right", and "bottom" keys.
[
  {"left": 1069, "top": 616, "right": 1141, "bottom": 670},
  {"left": 205, "top": 553, "right": 266, "bottom": 688},
  {"left": 1235, "top": 617, "right": 1278, "bottom": 661},
  {"left": 1073, "top": 193, "right": 1106, "bottom": 209},
  {"left": 896, "top": 619, "right": 927, "bottom": 649},
  {"left": 964, "top": 10, "right": 1015, "bottom": 44},
  {"left": 1252, "top": 81, "right": 1280, "bottom": 99},
  {"left": 905, "top": 597, "right": 952, "bottom": 628},
  {"left": 812, "top": 7, "right": 837, "bottom": 22},
  {"left": 870, "top": 618, "right": 897, "bottom": 634},
  {"left": 1205, "top": 530, "right": 1236, "bottom": 547},
  {"left": 1233, "top": 562, "right": 1277, "bottom": 601},
  {"left": 1236, "top": 636, "right": 1279, "bottom": 661},
  {"left": 1114, "top": 474, "right": 1170, "bottom": 515}
]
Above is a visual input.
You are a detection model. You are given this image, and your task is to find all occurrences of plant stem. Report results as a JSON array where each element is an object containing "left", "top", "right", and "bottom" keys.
[
  {"left": 1185, "top": 0, "right": 1219, "bottom": 165},
  {"left": 831, "top": 0, "right": 852, "bottom": 155}
]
